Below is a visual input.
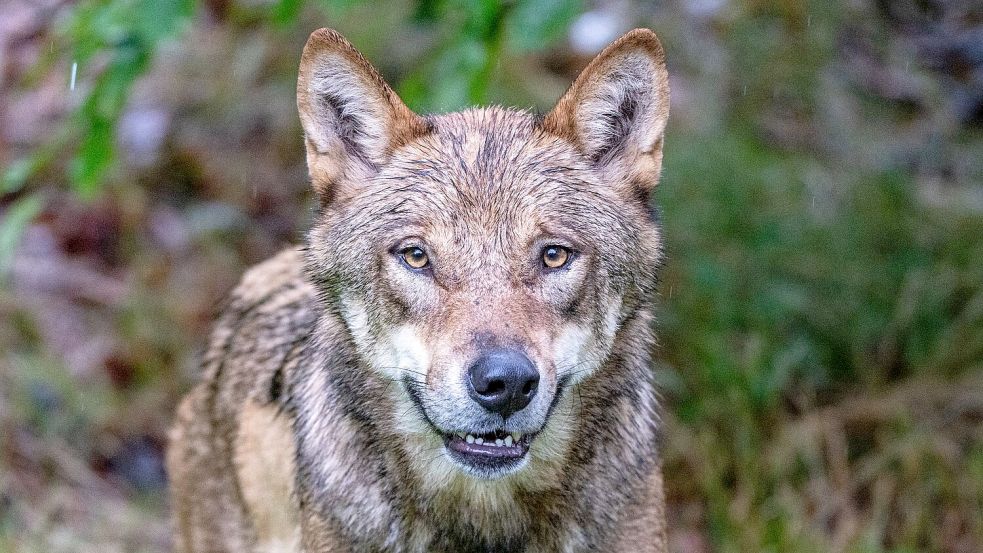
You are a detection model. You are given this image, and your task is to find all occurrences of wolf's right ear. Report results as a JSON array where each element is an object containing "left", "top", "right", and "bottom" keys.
[
  {"left": 297, "top": 28, "right": 429, "bottom": 202},
  {"left": 542, "top": 29, "right": 670, "bottom": 193}
]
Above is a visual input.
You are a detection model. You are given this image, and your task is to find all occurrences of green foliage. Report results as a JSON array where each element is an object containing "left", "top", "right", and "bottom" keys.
[
  {"left": 659, "top": 125, "right": 983, "bottom": 550},
  {"left": 7, "top": 0, "right": 579, "bottom": 195},
  {"left": 401, "top": 0, "right": 581, "bottom": 112},
  {"left": 61, "top": 0, "right": 194, "bottom": 196},
  {"left": 0, "top": 195, "right": 43, "bottom": 277}
]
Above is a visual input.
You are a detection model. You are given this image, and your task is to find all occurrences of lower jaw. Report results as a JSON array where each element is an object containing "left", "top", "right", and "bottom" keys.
[
  {"left": 445, "top": 448, "right": 529, "bottom": 477},
  {"left": 442, "top": 434, "right": 534, "bottom": 477}
]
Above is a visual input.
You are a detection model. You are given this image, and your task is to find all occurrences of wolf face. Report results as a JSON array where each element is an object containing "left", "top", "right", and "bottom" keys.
[{"left": 298, "top": 29, "right": 669, "bottom": 482}]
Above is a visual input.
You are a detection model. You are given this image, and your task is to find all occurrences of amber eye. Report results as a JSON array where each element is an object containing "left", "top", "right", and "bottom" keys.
[
  {"left": 400, "top": 246, "right": 430, "bottom": 270},
  {"left": 542, "top": 245, "right": 571, "bottom": 269}
]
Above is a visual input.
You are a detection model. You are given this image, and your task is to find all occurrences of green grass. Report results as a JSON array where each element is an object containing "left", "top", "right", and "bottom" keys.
[{"left": 656, "top": 126, "right": 983, "bottom": 551}]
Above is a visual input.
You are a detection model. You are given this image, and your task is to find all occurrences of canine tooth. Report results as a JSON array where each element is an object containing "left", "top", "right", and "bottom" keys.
[
  {"left": 466, "top": 434, "right": 475, "bottom": 444},
  {"left": 474, "top": 437, "right": 484, "bottom": 445},
  {"left": 495, "top": 439, "right": 504, "bottom": 446},
  {"left": 511, "top": 432, "right": 522, "bottom": 441},
  {"left": 504, "top": 436, "right": 513, "bottom": 447}
]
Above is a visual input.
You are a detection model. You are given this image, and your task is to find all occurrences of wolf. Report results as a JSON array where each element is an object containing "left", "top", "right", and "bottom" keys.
[{"left": 166, "top": 26, "right": 671, "bottom": 553}]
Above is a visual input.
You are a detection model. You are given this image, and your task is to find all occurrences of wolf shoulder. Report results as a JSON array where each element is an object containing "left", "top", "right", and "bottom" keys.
[
  {"left": 219, "top": 246, "right": 316, "bottom": 338},
  {"left": 168, "top": 248, "right": 317, "bottom": 553},
  {"left": 200, "top": 247, "right": 319, "bottom": 396}
]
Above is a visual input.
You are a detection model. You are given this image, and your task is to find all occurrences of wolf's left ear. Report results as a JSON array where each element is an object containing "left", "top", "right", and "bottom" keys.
[
  {"left": 297, "top": 28, "right": 430, "bottom": 201},
  {"left": 542, "top": 28, "right": 670, "bottom": 192}
]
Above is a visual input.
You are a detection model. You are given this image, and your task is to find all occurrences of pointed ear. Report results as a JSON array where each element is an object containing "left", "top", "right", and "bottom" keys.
[
  {"left": 297, "top": 28, "right": 430, "bottom": 201},
  {"left": 542, "top": 28, "right": 670, "bottom": 192}
]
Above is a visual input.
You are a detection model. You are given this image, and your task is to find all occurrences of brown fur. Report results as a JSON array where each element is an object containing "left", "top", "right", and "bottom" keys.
[{"left": 168, "top": 28, "right": 671, "bottom": 553}]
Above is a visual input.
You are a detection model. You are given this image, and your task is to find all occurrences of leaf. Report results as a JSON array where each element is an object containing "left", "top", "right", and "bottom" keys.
[
  {"left": 272, "top": 0, "right": 304, "bottom": 26},
  {"left": 71, "top": 116, "right": 115, "bottom": 198},
  {"left": 68, "top": 33, "right": 149, "bottom": 196},
  {"left": 315, "top": 0, "right": 362, "bottom": 16},
  {"left": 135, "top": 0, "right": 194, "bottom": 42},
  {"left": 0, "top": 194, "right": 44, "bottom": 279},
  {"left": 52, "top": 0, "right": 188, "bottom": 198},
  {"left": 507, "top": 0, "right": 581, "bottom": 52},
  {"left": 2, "top": 158, "right": 36, "bottom": 195}
]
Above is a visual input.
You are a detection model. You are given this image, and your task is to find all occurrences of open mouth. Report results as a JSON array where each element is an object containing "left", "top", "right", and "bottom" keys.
[
  {"left": 401, "top": 375, "right": 554, "bottom": 475},
  {"left": 443, "top": 429, "right": 534, "bottom": 471}
]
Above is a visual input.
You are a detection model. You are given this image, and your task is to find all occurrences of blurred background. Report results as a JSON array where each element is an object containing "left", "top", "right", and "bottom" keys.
[{"left": 1, "top": 0, "right": 981, "bottom": 551}]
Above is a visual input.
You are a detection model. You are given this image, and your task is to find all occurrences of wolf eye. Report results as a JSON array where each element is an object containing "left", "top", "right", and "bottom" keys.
[
  {"left": 399, "top": 246, "right": 430, "bottom": 270},
  {"left": 542, "top": 245, "right": 571, "bottom": 269}
]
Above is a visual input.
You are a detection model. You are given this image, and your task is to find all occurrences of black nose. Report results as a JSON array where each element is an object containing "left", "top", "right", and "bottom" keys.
[{"left": 467, "top": 349, "right": 539, "bottom": 419}]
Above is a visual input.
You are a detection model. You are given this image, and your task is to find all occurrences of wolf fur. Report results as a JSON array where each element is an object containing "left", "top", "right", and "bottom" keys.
[{"left": 167, "top": 27, "right": 671, "bottom": 553}]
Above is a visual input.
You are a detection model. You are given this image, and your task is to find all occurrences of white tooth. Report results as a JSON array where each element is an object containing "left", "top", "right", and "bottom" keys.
[
  {"left": 511, "top": 432, "right": 522, "bottom": 441},
  {"left": 504, "top": 436, "right": 513, "bottom": 447},
  {"left": 457, "top": 433, "right": 465, "bottom": 439},
  {"left": 474, "top": 437, "right": 484, "bottom": 445},
  {"left": 466, "top": 434, "right": 475, "bottom": 444},
  {"left": 495, "top": 439, "right": 504, "bottom": 446}
]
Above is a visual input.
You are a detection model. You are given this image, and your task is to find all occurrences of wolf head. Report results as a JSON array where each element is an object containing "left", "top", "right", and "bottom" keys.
[{"left": 298, "top": 28, "right": 668, "bottom": 481}]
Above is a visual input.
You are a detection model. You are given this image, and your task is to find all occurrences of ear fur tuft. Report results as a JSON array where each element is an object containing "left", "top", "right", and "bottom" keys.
[
  {"left": 542, "top": 28, "right": 670, "bottom": 191},
  {"left": 297, "top": 28, "right": 429, "bottom": 200}
]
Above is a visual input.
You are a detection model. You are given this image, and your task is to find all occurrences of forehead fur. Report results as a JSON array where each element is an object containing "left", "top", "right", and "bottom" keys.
[
  {"left": 395, "top": 106, "right": 587, "bottom": 202},
  {"left": 338, "top": 107, "right": 643, "bottom": 244}
]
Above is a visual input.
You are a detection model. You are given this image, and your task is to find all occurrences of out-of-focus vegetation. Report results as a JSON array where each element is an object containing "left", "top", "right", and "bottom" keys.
[{"left": 1, "top": 1, "right": 981, "bottom": 552}]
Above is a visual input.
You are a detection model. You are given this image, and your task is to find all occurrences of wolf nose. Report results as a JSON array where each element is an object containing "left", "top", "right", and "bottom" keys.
[{"left": 467, "top": 349, "right": 539, "bottom": 419}]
